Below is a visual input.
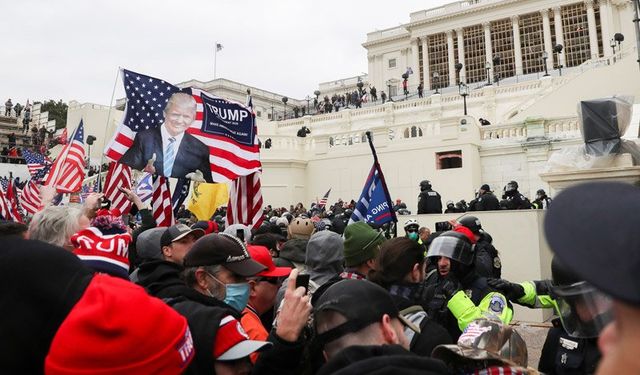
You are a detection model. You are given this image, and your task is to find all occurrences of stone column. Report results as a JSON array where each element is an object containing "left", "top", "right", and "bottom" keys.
[
  {"left": 367, "top": 54, "right": 376, "bottom": 90},
  {"left": 511, "top": 15, "right": 523, "bottom": 75},
  {"left": 541, "top": 9, "right": 554, "bottom": 72},
  {"left": 456, "top": 28, "right": 466, "bottom": 84},
  {"left": 410, "top": 38, "right": 421, "bottom": 87},
  {"left": 484, "top": 22, "right": 493, "bottom": 77},
  {"left": 446, "top": 30, "right": 456, "bottom": 87},
  {"left": 421, "top": 37, "right": 430, "bottom": 88},
  {"left": 585, "top": 0, "right": 600, "bottom": 58},
  {"left": 553, "top": 6, "right": 566, "bottom": 67},
  {"left": 599, "top": 0, "right": 612, "bottom": 56}
]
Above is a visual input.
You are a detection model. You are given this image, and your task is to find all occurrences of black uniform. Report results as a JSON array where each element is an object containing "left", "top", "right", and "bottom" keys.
[
  {"left": 501, "top": 190, "right": 531, "bottom": 210},
  {"left": 473, "top": 233, "right": 501, "bottom": 279},
  {"left": 538, "top": 318, "right": 601, "bottom": 375},
  {"left": 418, "top": 189, "right": 442, "bottom": 214},
  {"left": 470, "top": 192, "right": 500, "bottom": 211}
]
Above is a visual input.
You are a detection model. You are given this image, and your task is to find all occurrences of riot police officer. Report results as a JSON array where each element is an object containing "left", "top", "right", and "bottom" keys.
[
  {"left": 417, "top": 180, "right": 442, "bottom": 214},
  {"left": 532, "top": 189, "right": 552, "bottom": 209},
  {"left": 457, "top": 216, "right": 501, "bottom": 279},
  {"left": 423, "top": 231, "right": 512, "bottom": 340},
  {"left": 500, "top": 180, "right": 531, "bottom": 210}
]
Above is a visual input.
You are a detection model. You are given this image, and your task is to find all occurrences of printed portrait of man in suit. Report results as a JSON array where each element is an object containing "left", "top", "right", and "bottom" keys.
[{"left": 120, "top": 92, "right": 213, "bottom": 182}]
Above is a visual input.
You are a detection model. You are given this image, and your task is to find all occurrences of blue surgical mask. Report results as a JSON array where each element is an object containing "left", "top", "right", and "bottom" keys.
[{"left": 223, "top": 283, "right": 250, "bottom": 312}]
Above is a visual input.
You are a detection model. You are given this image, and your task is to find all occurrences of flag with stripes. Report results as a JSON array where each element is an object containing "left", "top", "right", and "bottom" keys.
[
  {"left": 0, "top": 186, "right": 11, "bottom": 221},
  {"left": 45, "top": 120, "right": 86, "bottom": 193},
  {"left": 80, "top": 177, "right": 101, "bottom": 202},
  {"left": 20, "top": 180, "right": 42, "bottom": 216},
  {"left": 348, "top": 162, "right": 397, "bottom": 226},
  {"left": 318, "top": 188, "right": 331, "bottom": 209},
  {"left": 172, "top": 177, "right": 191, "bottom": 217},
  {"left": 152, "top": 175, "right": 174, "bottom": 227},
  {"left": 103, "top": 162, "right": 133, "bottom": 215},
  {"left": 227, "top": 171, "right": 264, "bottom": 231},
  {"left": 104, "top": 69, "right": 260, "bottom": 183},
  {"left": 22, "top": 149, "right": 50, "bottom": 177},
  {"left": 3, "top": 178, "right": 22, "bottom": 222}
]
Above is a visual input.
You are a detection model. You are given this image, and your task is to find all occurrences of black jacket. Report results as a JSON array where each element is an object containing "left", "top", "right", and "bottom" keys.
[
  {"left": 474, "top": 192, "right": 500, "bottom": 211},
  {"left": 418, "top": 189, "right": 442, "bottom": 214},
  {"left": 538, "top": 319, "right": 600, "bottom": 375},
  {"left": 318, "top": 345, "right": 449, "bottom": 375},
  {"left": 120, "top": 127, "right": 213, "bottom": 182},
  {"left": 135, "top": 259, "right": 189, "bottom": 299},
  {"left": 474, "top": 233, "right": 501, "bottom": 279}
]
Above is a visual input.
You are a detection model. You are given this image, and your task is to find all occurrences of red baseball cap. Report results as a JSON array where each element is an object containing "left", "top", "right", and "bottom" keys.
[
  {"left": 214, "top": 315, "right": 272, "bottom": 361},
  {"left": 247, "top": 245, "right": 291, "bottom": 278}
]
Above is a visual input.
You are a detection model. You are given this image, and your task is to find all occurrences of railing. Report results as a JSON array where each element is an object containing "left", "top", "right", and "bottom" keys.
[{"left": 480, "top": 116, "right": 581, "bottom": 141}]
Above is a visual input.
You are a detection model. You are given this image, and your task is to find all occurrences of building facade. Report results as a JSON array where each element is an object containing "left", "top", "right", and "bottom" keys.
[{"left": 364, "top": 0, "right": 635, "bottom": 97}]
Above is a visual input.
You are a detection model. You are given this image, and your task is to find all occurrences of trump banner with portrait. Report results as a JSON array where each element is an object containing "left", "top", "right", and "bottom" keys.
[{"left": 105, "top": 69, "right": 261, "bottom": 183}]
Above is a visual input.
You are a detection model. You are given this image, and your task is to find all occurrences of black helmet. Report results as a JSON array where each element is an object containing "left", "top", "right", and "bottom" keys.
[
  {"left": 426, "top": 231, "right": 474, "bottom": 266},
  {"left": 536, "top": 189, "right": 546, "bottom": 196},
  {"left": 551, "top": 257, "right": 582, "bottom": 287},
  {"left": 550, "top": 257, "right": 613, "bottom": 338},
  {"left": 420, "top": 180, "right": 432, "bottom": 190},
  {"left": 458, "top": 216, "right": 482, "bottom": 235},
  {"left": 506, "top": 181, "right": 518, "bottom": 192}
]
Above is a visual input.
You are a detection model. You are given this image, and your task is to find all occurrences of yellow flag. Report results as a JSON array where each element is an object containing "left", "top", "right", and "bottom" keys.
[{"left": 187, "top": 182, "right": 229, "bottom": 221}]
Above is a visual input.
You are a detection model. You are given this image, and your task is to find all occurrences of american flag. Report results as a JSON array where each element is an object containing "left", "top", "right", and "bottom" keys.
[
  {"left": 104, "top": 69, "right": 261, "bottom": 183},
  {"left": 3, "top": 178, "right": 22, "bottom": 222},
  {"left": 152, "top": 175, "right": 174, "bottom": 227},
  {"left": 20, "top": 180, "right": 42, "bottom": 216},
  {"left": 0, "top": 186, "right": 11, "bottom": 220},
  {"left": 45, "top": 121, "right": 86, "bottom": 193},
  {"left": 22, "top": 149, "right": 49, "bottom": 177},
  {"left": 80, "top": 178, "right": 100, "bottom": 202},
  {"left": 103, "top": 162, "right": 133, "bottom": 215},
  {"left": 318, "top": 188, "right": 331, "bottom": 209}
]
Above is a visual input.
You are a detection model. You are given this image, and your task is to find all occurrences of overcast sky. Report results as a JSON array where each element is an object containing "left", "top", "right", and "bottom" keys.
[{"left": 3, "top": 0, "right": 452, "bottom": 106}]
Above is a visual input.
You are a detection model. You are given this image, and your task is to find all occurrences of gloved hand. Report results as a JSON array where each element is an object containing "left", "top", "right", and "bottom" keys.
[
  {"left": 441, "top": 276, "right": 461, "bottom": 299},
  {"left": 487, "top": 278, "right": 525, "bottom": 301}
]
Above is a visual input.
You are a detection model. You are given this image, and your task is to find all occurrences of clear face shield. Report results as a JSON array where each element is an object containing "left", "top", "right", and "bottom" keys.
[{"left": 552, "top": 281, "right": 613, "bottom": 338}]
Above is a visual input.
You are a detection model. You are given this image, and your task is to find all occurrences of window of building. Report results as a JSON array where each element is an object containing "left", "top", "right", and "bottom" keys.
[
  {"left": 436, "top": 150, "right": 463, "bottom": 169},
  {"left": 463, "top": 25, "right": 487, "bottom": 84},
  {"left": 491, "top": 19, "right": 516, "bottom": 80},
  {"left": 427, "top": 33, "right": 450, "bottom": 90},
  {"left": 256, "top": 110, "right": 262, "bottom": 117},
  {"left": 389, "top": 85, "right": 398, "bottom": 97},
  {"left": 562, "top": 3, "right": 591, "bottom": 67},
  {"left": 520, "top": 12, "right": 545, "bottom": 75},
  {"left": 388, "top": 58, "right": 397, "bottom": 68}
]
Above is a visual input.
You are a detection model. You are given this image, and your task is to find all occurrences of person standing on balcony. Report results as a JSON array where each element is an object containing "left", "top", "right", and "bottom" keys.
[
  {"left": 381, "top": 91, "right": 387, "bottom": 104},
  {"left": 5, "top": 99, "right": 12, "bottom": 117},
  {"left": 417, "top": 180, "right": 442, "bottom": 214},
  {"left": 418, "top": 83, "right": 424, "bottom": 98}
]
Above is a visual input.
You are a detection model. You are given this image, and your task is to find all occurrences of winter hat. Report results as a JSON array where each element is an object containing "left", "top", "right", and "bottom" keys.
[
  {"left": 288, "top": 217, "right": 315, "bottom": 240},
  {"left": 1, "top": 237, "right": 93, "bottom": 374},
  {"left": 136, "top": 227, "right": 165, "bottom": 261},
  {"left": 71, "top": 227, "right": 132, "bottom": 279},
  {"left": 45, "top": 274, "right": 194, "bottom": 374},
  {"left": 224, "top": 223, "right": 251, "bottom": 242},
  {"left": 91, "top": 208, "right": 127, "bottom": 234},
  {"left": 343, "top": 222, "right": 386, "bottom": 267},
  {"left": 306, "top": 231, "right": 344, "bottom": 284},
  {"left": 214, "top": 315, "right": 272, "bottom": 361}
]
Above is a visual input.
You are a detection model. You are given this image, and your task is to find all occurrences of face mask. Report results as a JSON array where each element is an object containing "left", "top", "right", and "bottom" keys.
[
  {"left": 224, "top": 283, "right": 250, "bottom": 312},
  {"left": 407, "top": 232, "right": 418, "bottom": 241}
]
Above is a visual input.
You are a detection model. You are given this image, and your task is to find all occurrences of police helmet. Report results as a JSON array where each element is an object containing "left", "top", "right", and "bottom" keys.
[
  {"left": 404, "top": 219, "right": 419, "bottom": 230},
  {"left": 551, "top": 257, "right": 613, "bottom": 338},
  {"left": 506, "top": 181, "right": 518, "bottom": 192},
  {"left": 458, "top": 216, "right": 483, "bottom": 235},
  {"left": 426, "top": 231, "right": 474, "bottom": 266},
  {"left": 420, "top": 180, "right": 432, "bottom": 190},
  {"left": 446, "top": 200, "right": 455, "bottom": 207},
  {"left": 536, "top": 189, "right": 546, "bottom": 196}
]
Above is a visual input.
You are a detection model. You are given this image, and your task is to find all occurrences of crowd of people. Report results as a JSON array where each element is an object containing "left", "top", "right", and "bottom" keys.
[{"left": 1, "top": 175, "right": 628, "bottom": 374}]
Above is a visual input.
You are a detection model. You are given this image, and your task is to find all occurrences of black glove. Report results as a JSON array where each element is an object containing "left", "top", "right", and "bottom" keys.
[
  {"left": 441, "top": 276, "right": 461, "bottom": 299},
  {"left": 487, "top": 278, "right": 525, "bottom": 301}
]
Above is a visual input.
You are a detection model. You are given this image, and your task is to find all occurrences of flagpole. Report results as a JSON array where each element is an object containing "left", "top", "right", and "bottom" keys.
[
  {"left": 365, "top": 131, "right": 398, "bottom": 235},
  {"left": 98, "top": 67, "right": 121, "bottom": 193}
]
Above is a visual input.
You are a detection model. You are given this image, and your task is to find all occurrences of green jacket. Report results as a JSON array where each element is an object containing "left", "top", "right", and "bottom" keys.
[{"left": 447, "top": 290, "right": 513, "bottom": 332}]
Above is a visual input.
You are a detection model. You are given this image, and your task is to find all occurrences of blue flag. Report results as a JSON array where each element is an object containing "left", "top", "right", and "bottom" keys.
[{"left": 349, "top": 163, "right": 396, "bottom": 226}]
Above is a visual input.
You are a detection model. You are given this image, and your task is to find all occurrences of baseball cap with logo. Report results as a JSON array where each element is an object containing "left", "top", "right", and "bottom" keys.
[
  {"left": 183, "top": 233, "right": 266, "bottom": 277},
  {"left": 314, "top": 279, "right": 420, "bottom": 345},
  {"left": 214, "top": 315, "right": 272, "bottom": 361},
  {"left": 161, "top": 224, "right": 205, "bottom": 248}
]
